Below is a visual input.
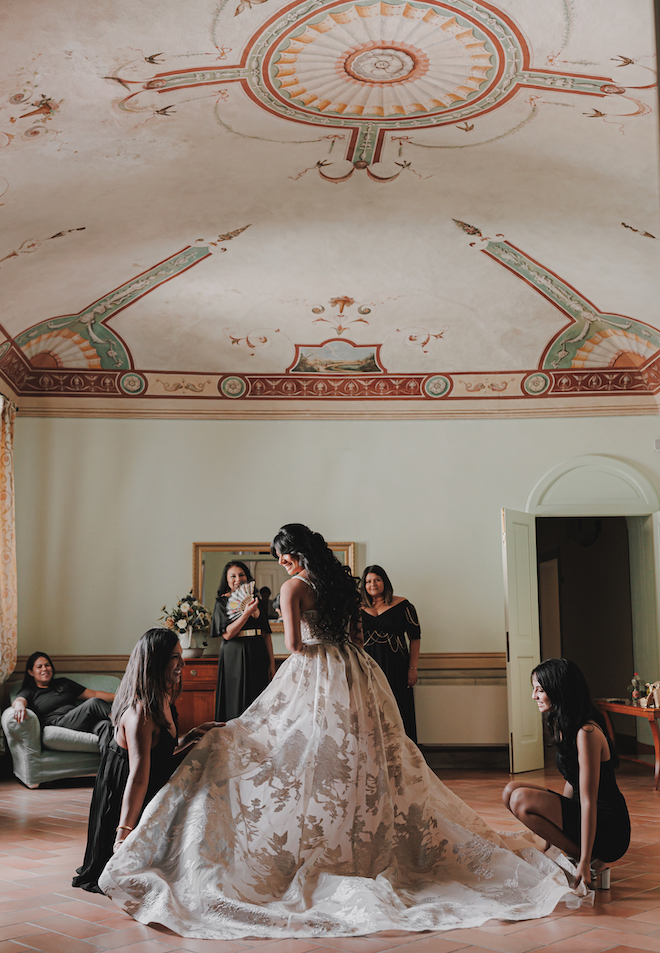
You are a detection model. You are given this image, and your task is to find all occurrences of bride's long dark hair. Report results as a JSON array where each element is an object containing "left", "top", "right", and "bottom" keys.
[{"left": 271, "top": 524, "right": 360, "bottom": 637}]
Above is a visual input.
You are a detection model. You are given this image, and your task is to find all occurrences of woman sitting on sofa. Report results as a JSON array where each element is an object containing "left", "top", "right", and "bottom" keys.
[{"left": 12, "top": 652, "right": 115, "bottom": 752}]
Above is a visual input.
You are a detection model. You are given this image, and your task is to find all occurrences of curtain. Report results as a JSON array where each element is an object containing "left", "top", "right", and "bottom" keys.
[{"left": 0, "top": 396, "right": 17, "bottom": 752}]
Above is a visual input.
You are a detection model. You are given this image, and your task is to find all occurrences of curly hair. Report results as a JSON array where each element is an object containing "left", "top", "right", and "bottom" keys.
[
  {"left": 532, "top": 658, "right": 617, "bottom": 768},
  {"left": 217, "top": 560, "right": 254, "bottom": 598},
  {"left": 271, "top": 523, "right": 360, "bottom": 637},
  {"left": 359, "top": 565, "right": 394, "bottom": 607},
  {"left": 111, "top": 628, "right": 182, "bottom": 727}
]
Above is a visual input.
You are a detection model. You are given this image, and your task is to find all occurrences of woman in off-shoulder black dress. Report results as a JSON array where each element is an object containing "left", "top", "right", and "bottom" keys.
[{"left": 360, "top": 565, "right": 420, "bottom": 742}]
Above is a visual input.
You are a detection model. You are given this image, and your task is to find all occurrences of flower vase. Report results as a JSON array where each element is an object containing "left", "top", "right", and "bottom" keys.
[{"left": 182, "top": 626, "right": 203, "bottom": 660}]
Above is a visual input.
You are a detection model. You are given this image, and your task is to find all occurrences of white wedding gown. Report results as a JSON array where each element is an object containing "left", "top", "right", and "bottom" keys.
[{"left": 99, "top": 611, "right": 590, "bottom": 938}]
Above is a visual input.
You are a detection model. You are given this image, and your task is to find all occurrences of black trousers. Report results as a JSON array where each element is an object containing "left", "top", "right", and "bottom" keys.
[{"left": 47, "top": 698, "right": 113, "bottom": 752}]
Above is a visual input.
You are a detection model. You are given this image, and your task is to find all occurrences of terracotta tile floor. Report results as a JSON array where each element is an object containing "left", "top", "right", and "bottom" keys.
[{"left": 0, "top": 758, "right": 658, "bottom": 953}]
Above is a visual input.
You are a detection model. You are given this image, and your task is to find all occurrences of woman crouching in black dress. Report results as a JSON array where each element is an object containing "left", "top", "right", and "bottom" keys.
[
  {"left": 73, "top": 628, "right": 221, "bottom": 893},
  {"left": 503, "top": 658, "right": 630, "bottom": 889}
]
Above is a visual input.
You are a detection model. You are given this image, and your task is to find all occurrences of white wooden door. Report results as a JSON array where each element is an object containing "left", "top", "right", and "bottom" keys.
[{"left": 502, "top": 508, "right": 544, "bottom": 773}]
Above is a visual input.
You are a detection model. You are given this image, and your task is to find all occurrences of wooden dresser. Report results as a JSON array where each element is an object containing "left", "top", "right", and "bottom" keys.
[{"left": 177, "top": 658, "right": 217, "bottom": 735}]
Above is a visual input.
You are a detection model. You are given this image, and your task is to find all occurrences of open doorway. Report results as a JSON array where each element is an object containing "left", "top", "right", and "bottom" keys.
[
  {"left": 537, "top": 516, "right": 637, "bottom": 754},
  {"left": 503, "top": 455, "right": 660, "bottom": 773}
]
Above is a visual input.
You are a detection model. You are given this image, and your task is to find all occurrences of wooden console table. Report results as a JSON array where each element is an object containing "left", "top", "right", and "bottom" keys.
[
  {"left": 178, "top": 658, "right": 217, "bottom": 735},
  {"left": 595, "top": 700, "right": 660, "bottom": 791}
]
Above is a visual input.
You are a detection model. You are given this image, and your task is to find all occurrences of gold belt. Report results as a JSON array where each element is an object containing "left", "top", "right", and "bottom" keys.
[{"left": 237, "top": 629, "right": 259, "bottom": 638}]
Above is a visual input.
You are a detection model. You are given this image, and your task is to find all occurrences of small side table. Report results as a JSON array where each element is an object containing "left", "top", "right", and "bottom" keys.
[{"left": 595, "top": 700, "right": 660, "bottom": 791}]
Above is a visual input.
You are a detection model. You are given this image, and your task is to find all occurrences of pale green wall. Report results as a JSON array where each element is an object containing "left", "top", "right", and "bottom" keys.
[{"left": 14, "top": 415, "right": 660, "bottom": 659}]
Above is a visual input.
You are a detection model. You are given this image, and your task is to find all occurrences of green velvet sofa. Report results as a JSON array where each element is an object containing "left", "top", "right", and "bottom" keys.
[{"left": 1, "top": 673, "right": 121, "bottom": 788}]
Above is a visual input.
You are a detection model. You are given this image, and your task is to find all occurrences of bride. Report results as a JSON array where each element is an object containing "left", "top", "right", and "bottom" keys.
[{"left": 99, "top": 523, "right": 589, "bottom": 938}]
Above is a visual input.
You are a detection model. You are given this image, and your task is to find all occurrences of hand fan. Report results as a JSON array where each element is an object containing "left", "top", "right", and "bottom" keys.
[{"left": 226, "top": 581, "right": 256, "bottom": 620}]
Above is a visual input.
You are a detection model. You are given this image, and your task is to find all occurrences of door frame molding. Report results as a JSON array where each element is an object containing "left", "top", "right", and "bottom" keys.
[{"left": 526, "top": 454, "right": 659, "bottom": 517}]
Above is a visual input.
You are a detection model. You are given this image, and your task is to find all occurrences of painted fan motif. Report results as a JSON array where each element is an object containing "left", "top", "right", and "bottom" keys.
[
  {"left": 226, "top": 581, "right": 256, "bottom": 620},
  {"left": 572, "top": 328, "right": 658, "bottom": 369},
  {"left": 21, "top": 328, "right": 102, "bottom": 369}
]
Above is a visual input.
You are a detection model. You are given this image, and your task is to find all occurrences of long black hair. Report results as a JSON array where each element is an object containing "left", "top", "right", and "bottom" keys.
[
  {"left": 217, "top": 560, "right": 254, "bottom": 598},
  {"left": 359, "top": 565, "right": 394, "bottom": 607},
  {"left": 21, "top": 652, "right": 56, "bottom": 692},
  {"left": 532, "top": 658, "right": 618, "bottom": 767},
  {"left": 271, "top": 523, "right": 360, "bottom": 637},
  {"left": 111, "top": 628, "right": 182, "bottom": 727}
]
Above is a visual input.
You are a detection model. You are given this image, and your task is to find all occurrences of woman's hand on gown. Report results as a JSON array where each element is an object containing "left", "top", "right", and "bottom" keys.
[
  {"left": 113, "top": 831, "right": 130, "bottom": 853},
  {"left": 188, "top": 721, "right": 225, "bottom": 741},
  {"left": 176, "top": 721, "right": 224, "bottom": 754},
  {"left": 575, "top": 858, "right": 592, "bottom": 887}
]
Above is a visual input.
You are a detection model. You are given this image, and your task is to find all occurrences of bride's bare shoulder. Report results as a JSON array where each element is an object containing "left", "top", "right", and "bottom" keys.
[
  {"left": 280, "top": 575, "right": 313, "bottom": 600},
  {"left": 280, "top": 576, "right": 304, "bottom": 591}
]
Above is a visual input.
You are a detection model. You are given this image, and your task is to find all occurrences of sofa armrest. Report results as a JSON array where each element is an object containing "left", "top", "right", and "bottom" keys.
[{"left": 1, "top": 706, "right": 42, "bottom": 757}]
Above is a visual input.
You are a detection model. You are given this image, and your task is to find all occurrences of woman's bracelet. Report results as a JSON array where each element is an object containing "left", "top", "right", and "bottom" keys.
[{"left": 116, "top": 825, "right": 133, "bottom": 833}]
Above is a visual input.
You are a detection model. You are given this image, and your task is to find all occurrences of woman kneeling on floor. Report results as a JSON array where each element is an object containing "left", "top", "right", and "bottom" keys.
[
  {"left": 73, "top": 628, "right": 222, "bottom": 893},
  {"left": 503, "top": 657, "right": 630, "bottom": 889}
]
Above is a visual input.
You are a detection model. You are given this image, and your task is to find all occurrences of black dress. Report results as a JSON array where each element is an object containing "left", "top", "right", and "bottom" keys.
[
  {"left": 361, "top": 600, "right": 420, "bottom": 742},
  {"left": 212, "top": 597, "right": 272, "bottom": 721},
  {"left": 555, "top": 740, "right": 631, "bottom": 863},
  {"left": 72, "top": 716, "right": 179, "bottom": 893}
]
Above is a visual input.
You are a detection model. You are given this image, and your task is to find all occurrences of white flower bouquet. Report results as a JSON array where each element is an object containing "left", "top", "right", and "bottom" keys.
[{"left": 160, "top": 590, "right": 211, "bottom": 648}]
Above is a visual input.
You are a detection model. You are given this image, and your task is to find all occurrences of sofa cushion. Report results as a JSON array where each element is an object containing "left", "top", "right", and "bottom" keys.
[{"left": 42, "top": 725, "right": 100, "bottom": 752}]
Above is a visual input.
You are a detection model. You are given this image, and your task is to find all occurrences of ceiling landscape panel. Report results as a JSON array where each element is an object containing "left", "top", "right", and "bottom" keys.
[{"left": 1, "top": 0, "right": 658, "bottom": 417}]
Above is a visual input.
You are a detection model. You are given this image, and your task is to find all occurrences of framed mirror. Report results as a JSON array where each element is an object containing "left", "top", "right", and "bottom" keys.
[{"left": 193, "top": 541, "right": 356, "bottom": 635}]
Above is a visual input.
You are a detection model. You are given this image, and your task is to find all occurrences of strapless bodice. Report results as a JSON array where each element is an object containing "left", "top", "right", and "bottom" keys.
[{"left": 300, "top": 609, "right": 348, "bottom": 645}]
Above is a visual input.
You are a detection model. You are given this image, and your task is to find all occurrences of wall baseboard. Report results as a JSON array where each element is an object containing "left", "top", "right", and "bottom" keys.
[
  {"left": 419, "top": 653, "right": 506, "bottom": 672},
  {"left": 12, "top": 651, "right": 505, "bottom": 677}
]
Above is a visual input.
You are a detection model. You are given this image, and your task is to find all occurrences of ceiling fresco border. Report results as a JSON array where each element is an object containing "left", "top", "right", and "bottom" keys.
[{"left": 3, "top": 222, "right": 660, "bottom": 418}]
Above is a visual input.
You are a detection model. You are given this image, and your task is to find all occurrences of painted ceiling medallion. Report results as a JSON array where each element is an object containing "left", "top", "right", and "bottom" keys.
[
  {"left": 271, "top": 0, "right": 495, "bottom": 117},
  {"left": 109, "top": 0, "right": 620, "bottom": 181},
  {"left": 343, "top": 45, "right": 421, "bottom": 84}
]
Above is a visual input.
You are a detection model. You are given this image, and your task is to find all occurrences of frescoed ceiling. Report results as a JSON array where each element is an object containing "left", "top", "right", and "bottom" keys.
[{"left": 1, "top": 0, "right": 659, "bottom": 417}]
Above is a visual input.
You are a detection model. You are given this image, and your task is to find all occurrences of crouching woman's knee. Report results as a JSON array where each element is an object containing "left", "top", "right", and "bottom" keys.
[
  {"left": 502, "top": 780, "right": 525, "bottom": 812},
  {"left": 502, "top": 781, "right": 515, "bottom": 810},
  {"left": 503, "top": 784, "right": 530, "bottom": 820}
]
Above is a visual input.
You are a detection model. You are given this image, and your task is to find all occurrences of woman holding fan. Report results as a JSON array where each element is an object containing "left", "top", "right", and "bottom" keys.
[{"left": 212, "top": 560, "right": 276, "bottom": 720}]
